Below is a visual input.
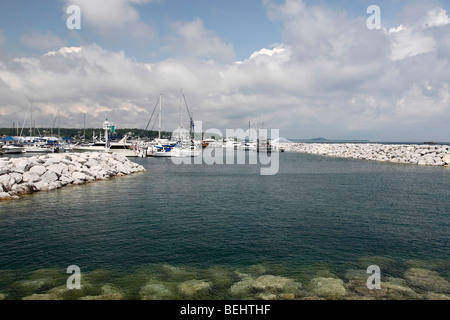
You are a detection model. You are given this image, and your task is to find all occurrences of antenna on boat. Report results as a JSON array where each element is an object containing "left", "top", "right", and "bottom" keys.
[
  {"left": 144, "top": 95, "right": 161, "bottom": 138},
  {"left": 58, "top": 108, "right": 61, "bottom": 139},
  {"left": 182, "top": 93, "right": 194, "bottom": 140},
  {"left": 159, "top": 93, "right": 162, "bottom": 140},
  {"left": 180, "top": 88, "right": 183, "bottom": 129}
]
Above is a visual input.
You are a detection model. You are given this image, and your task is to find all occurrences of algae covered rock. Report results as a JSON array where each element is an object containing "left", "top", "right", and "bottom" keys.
[
  {"left": 309, "top": 277, "right": 347, "bottom": 299},
  {"left": 229, "top": 274, "right": 303, "bottom": 300},
  {"left": 178, "top": 279, "right": 212, "bottom": 298},
  {"left": 253, "top": 275, "right": 292, "bottom": 291},
  {"left": 229, "top": 275, "right": 255, "bottom": 298},
  {"left": 22, "top": 293, "right": 62, "bottom": 300},
  {"left": 79, "top": 285, "right": 124, "bottom": 300},
  {"left": 140, "top": 283, "right": 176, "bottom": 300},
  {"left": 423, "top": 292, "right": 450, "bottom": 300},
  {"left": 159, "top": 264, "right": 196, "bottom": 281},
  {"left": 404, "top": 268, "right": 450, "bottom": 293},
  {"left": 346, "top": 277, "right": 419, "bottom": 300}
]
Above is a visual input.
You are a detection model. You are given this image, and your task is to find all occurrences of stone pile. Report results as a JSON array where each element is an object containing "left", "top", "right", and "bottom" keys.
[
  {"left": 0, "top": 152, "right": 146, "bottom": 200},
  {"left": 280, "top": 143, "right": 450, "bottom": 166}
]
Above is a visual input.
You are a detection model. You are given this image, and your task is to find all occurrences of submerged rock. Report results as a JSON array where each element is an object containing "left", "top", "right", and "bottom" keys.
[
  {"left": 79, "top": 285, "right": 124, "bottom": 300},
  {"left": 423, "top": 292, "right": 450, "bottom": 300},
  {"left": 309, "top": 277, "right": 347, "bottom": 299},
  {"left": 253, "top": 275, "right": 296, "bottom": 292},
  {"left": 229, "top": 274, "right": 303, "bottom": 300},
  {"left": 404, "top": 268, "right": 450, "bottom": 293},
  {"left": 229, "top": 275, "right": 255, "bottom": 298},
  {"left": 178, "top": 279, "right": 212, "bottom": 298},
  {"left": 159, "top": 264, "right": 196, "bottom": 281},
  {"left": 22, "top": 293, "right": 61, "bottom": 300},
  {"left": 140, "top": 283, "right": 175, "bottom": 300},
  {"left": 383, "top": 278, "right": 420, "bottom": 300}
]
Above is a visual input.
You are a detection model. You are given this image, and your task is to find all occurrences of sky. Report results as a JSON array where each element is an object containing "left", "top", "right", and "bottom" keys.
[{"left": 0, "top": 0, "right": 450, "bottom": 142}]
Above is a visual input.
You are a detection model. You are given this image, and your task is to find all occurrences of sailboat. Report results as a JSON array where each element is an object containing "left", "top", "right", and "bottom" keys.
[
  {"left": 147, "top": 94, "right": 176, "bottom": 157},
  {"left": 169, "top": 90, "right": 202, "bottom": 158},
  {"left": 0, "top": 136, "right": 26, "bottom": 154}
]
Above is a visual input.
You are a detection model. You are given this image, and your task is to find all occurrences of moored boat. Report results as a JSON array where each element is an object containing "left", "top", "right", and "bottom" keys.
[{"left": 1, "top": 145, "right": 26, "bottom": 154}]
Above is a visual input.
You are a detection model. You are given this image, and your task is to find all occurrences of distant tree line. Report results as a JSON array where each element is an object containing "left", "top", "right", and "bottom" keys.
[{"left": 0, "top": 127, "right": 171, "bottom": 140}]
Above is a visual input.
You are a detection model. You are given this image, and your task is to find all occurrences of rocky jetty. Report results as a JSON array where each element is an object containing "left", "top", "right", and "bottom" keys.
[
  {"left": 0, "top": 152, "right": 146, "bottom": 200},
  {"left": 280, "top": 143, "right": 450, "bottom": 166}
]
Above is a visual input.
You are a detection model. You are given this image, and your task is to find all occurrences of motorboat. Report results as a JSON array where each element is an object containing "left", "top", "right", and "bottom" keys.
[
  {"left": 72, "top": 135, "right": 137, "bottom": 157},
  {"left": 24, "top": 144, "right": 55, "bottom": 153},
  {"left": 223, "top": 139, "right": 239, "bottom": 149},
  {"left": 148, "top": 139, "right": 176, "bottom": 157},
  {"left": 1, "top": 145, "right": 26, "bottom": 154},
  {"left": 238, "top": 140, "right": 258, "bottom": 151},
  {"left": 170, "top": 140, "right": 202, "bottom": 158}
]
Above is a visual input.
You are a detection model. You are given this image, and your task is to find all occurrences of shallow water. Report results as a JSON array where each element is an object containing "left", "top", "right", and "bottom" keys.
[{"left": 0, "top": 151, "right": 449, "bottom": 299}]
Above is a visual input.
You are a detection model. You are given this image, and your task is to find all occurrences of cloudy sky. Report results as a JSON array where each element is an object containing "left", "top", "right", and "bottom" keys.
[{"left": 0, "top": 0, "right": 449, "bottom": 142}]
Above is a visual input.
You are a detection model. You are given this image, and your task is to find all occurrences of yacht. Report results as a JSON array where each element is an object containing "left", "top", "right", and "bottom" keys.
[
  {"left": 170, "top": 140, "right": 202, "bottom": 158},
  {"left": 24, "top": 144, "right": 55, "bottom": 153},
  {"left": 72, "top": 135, "right": 137, "bottom": 157},
  {"left": 1, "top": 145, "right": 26, "bottom": 154},
  {"left": 223, "top": 139, "right": 239, "bottom": 149},
  {"left": 147, "top": 139, "right": 176, "bottom": 157}
]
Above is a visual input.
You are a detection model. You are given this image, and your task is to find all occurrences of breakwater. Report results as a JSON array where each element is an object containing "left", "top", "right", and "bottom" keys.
[
  {"left": 280, "top": 143, "right": 450, "bottom": 166},
  {"left": 0, "top": 152, "right": 146, "bottom": 200}
]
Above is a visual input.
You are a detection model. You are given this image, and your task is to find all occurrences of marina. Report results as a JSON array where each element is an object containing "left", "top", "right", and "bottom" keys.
[
  {"left": 1, "top": 0, "right": 449, "bottom": 306},
  {"left": 0, "top": 150, "right": 449, "bottom": 300}
]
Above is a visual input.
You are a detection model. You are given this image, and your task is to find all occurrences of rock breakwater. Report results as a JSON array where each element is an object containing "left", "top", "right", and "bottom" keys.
[
  {"left": 281, "top": 143, "right": 450, "bottom": 166},
  {"left": 0, "top": 152, "right": 146, "bottom": 200}
]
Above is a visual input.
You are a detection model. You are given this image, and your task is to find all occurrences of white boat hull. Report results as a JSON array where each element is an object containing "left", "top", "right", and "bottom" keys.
[
  {"left": 170, "top": 148, "right": 202, "bottom": 158},
  {"left": 73, "top": 146, "right": 137, "bottom": 157},
  {"left": 152, "top": 151, "right": 173, "bottom": 157},
  {"left": 25, "top": 147, "right": 54, "bottom": 153},
  {"left": 1, "top": 146, "right": 26, "bottom": 154}
]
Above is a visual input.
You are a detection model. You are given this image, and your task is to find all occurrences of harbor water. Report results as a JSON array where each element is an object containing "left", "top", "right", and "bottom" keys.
[{"left": 0, "top": 150, "right": 449, "bottom": 299}]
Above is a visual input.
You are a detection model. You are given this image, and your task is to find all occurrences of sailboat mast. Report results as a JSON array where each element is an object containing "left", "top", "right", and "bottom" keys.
[
  {"left": 58, "top": 109, "right": 61, "bottom": 139},
  {"left": 30, "top": 103, "right": 32, "bottom": 140},
  {"left": 180, "top": 89, "right": 183, "bottom": 129},
  {"left": 159, "top": 94, "right": 162, "bottom": 140}
]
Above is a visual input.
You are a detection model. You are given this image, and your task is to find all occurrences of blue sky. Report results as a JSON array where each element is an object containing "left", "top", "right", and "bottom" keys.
[
  {"left": 1, "top": 0, "right": 441, "bottom": 60},
  {"left": 0, "top": 0, "right": 283, "bottom": 61},
  {"left": 1, "top": 0, "right": 450, "bottom": 141}
]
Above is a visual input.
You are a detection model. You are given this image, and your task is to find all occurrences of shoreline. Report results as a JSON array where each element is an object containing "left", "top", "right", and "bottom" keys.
[
  {"left": 280, "top": 143, "right": 450, "bottom": 167},
  {"left": 0, "top": 152, "right": 146, "bottom": 200}
]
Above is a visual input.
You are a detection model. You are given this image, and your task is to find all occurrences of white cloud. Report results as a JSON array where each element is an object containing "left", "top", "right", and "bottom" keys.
[
  {"left": 167, "top": 18, "right": 235, "bottom": 63},
  {"left": 1, "top": 1, "right": 450, "bottom": 141},
  {"left": 389, "top": 28, "right": 436, "bottom": 61},
  {"left": 45, "top": 47, "right": 82, "bottom": 57},
  {"left": 424, "top": 7, "right": 450, "bottom": 27},
  {"left": 63, "top": 0, "right": 157, "bottom": 40},
  {"left": 387, "top": 7, "right": 450, "bottom": 61}
]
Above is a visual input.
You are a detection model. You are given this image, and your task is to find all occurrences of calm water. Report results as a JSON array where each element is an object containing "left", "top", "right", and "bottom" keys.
[{"left": 0, "top": 151, "right": 449, "bottom": 299}]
